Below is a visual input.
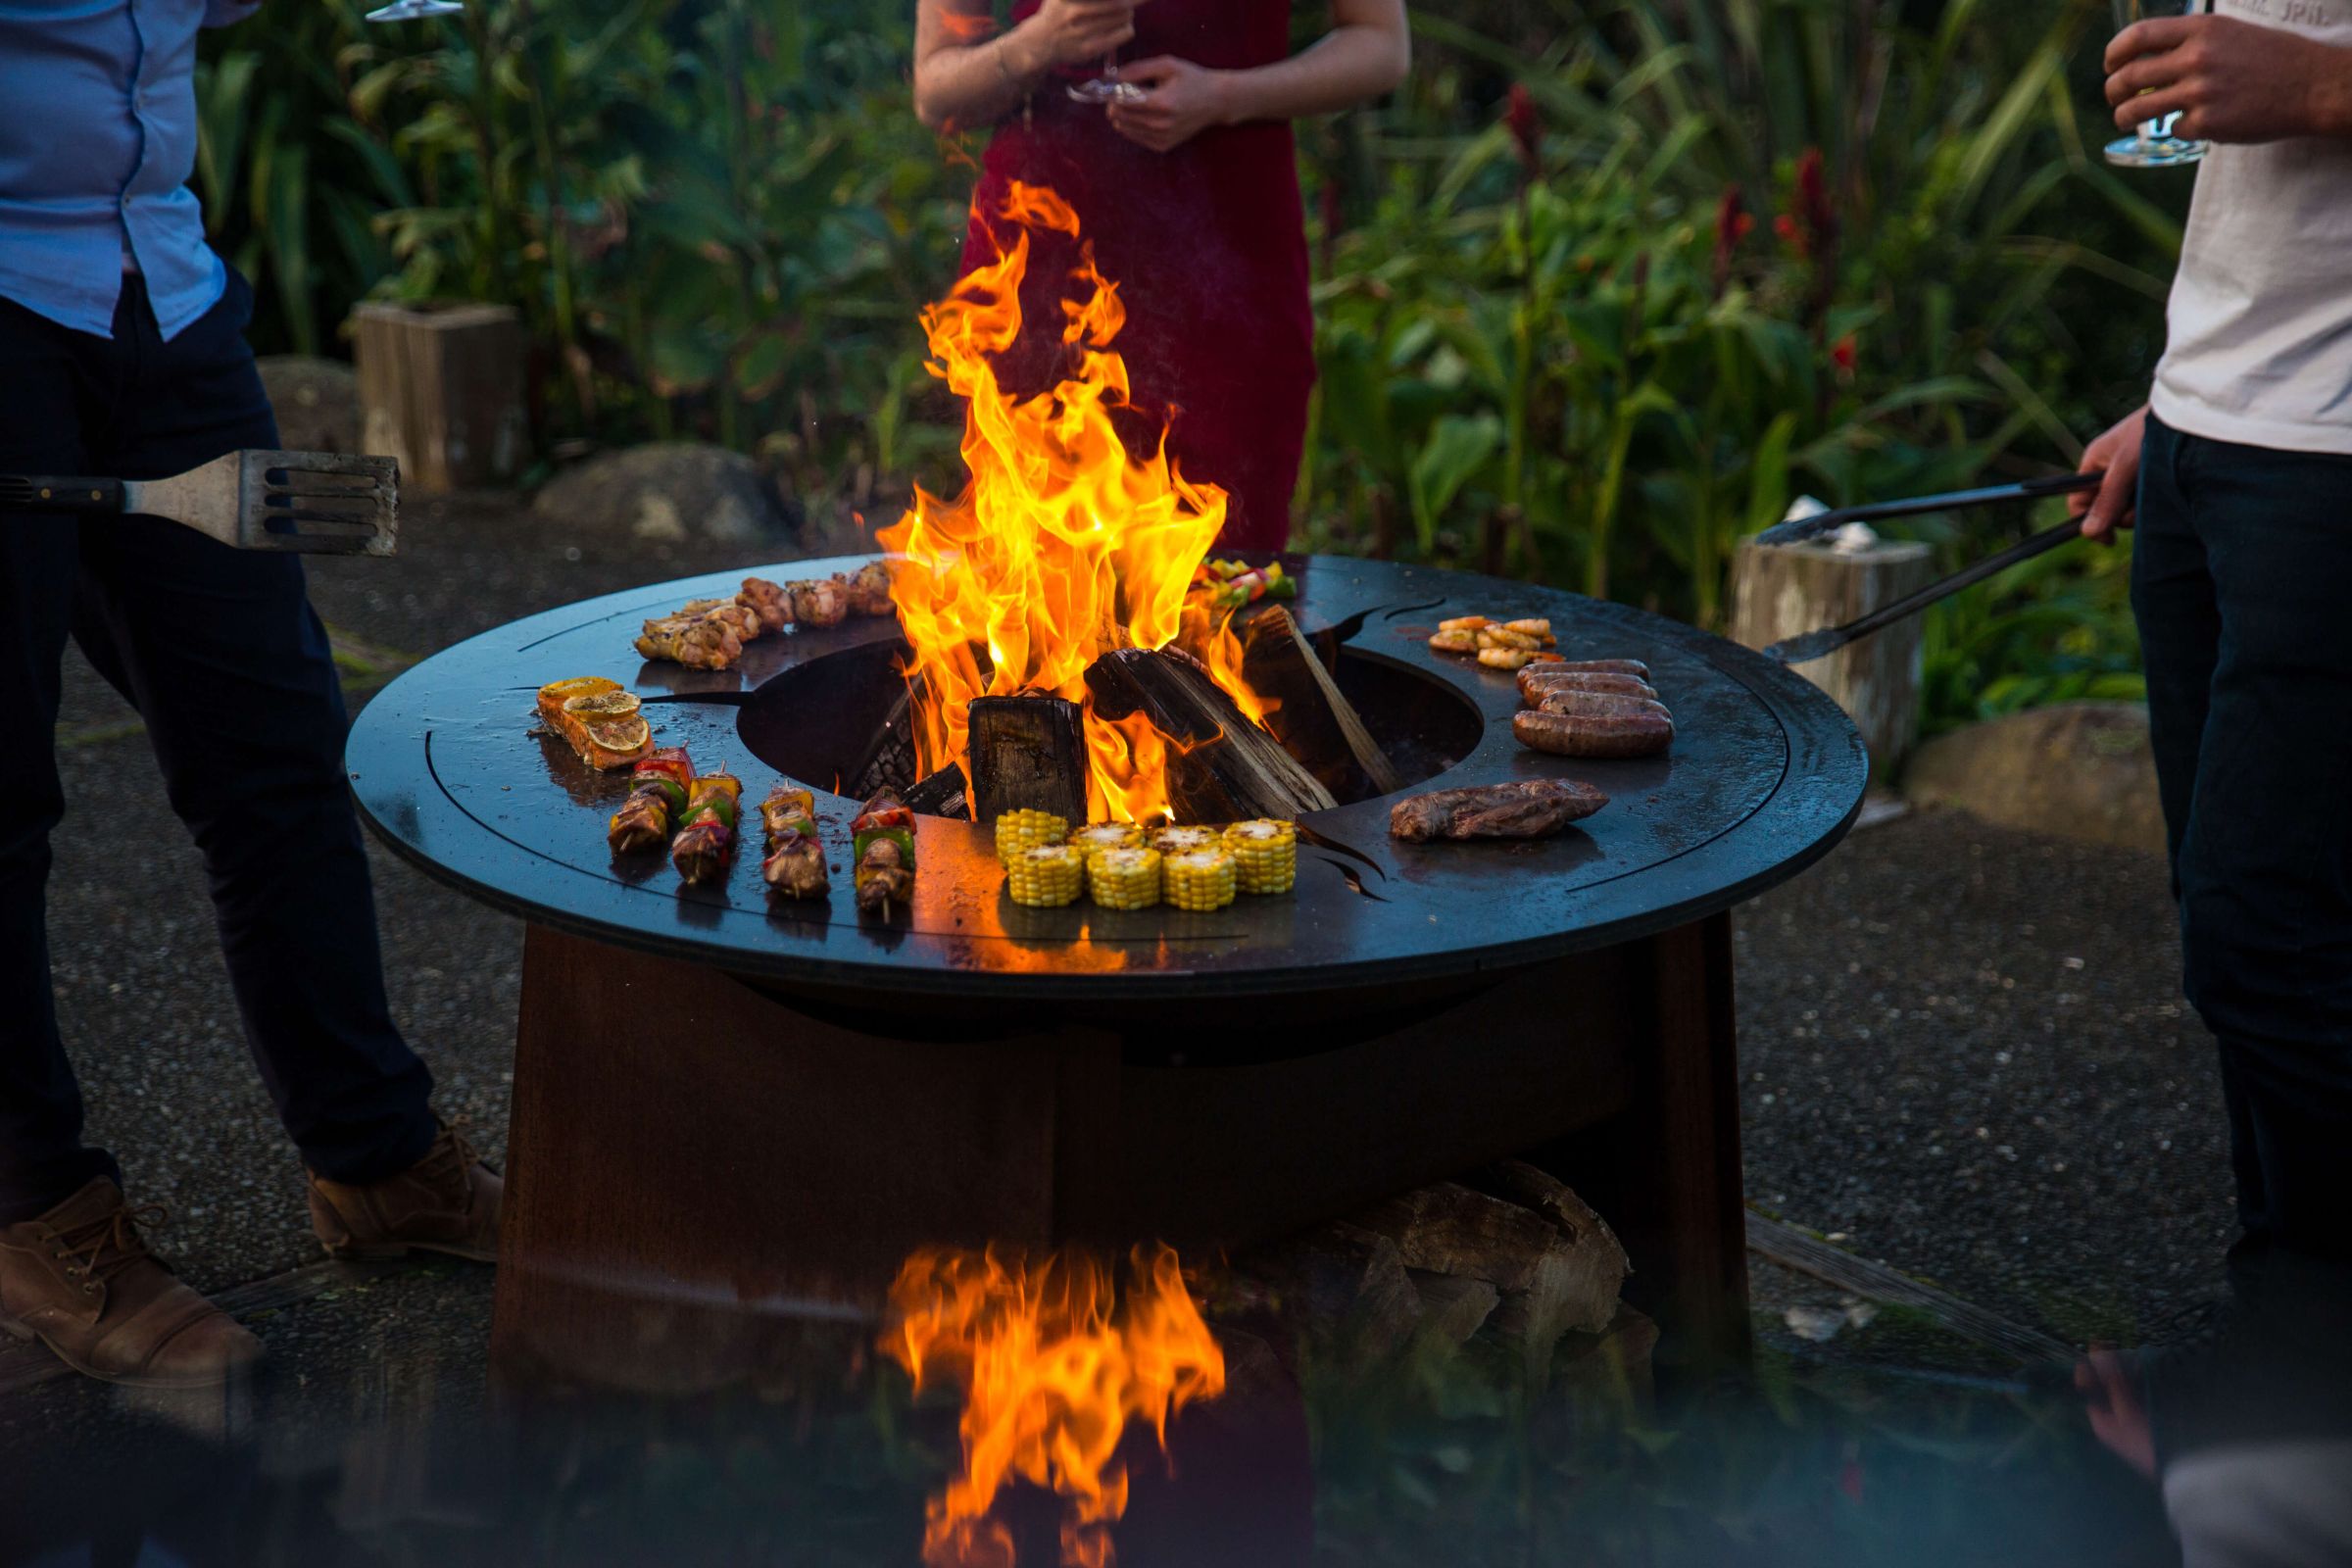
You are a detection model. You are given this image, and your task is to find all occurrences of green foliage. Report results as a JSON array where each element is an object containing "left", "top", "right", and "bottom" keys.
[{"left": 201, "top": 0, "right": 2178, "bottom": 733}]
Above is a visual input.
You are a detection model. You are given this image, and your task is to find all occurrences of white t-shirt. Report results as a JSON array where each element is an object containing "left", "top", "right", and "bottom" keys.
[{"left": 2150, "top": 0, "right": 2352, "bottom": 456}]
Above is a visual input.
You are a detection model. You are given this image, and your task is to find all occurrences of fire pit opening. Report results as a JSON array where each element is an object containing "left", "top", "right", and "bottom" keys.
[{"left": 734, "top": 633, "right": 1482, "bottom": 816}]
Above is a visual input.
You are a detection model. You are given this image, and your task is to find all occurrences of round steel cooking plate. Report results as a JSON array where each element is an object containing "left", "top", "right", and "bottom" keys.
[{"left": 347, "top": 554, "right": 1866, "bottom": 1001}]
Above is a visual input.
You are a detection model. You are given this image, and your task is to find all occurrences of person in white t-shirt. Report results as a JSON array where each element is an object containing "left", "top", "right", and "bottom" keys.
[{"left": 2073, "top": 8, "right": 2352, "bottom": 1273}]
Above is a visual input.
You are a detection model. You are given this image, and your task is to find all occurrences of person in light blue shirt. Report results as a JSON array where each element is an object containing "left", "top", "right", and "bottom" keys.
[
  {"left": 0, "top": 0, "right": 503, "bottom": 1392},
  {"left": 0, "top": 0, "right": 254, "bottom": 338}
]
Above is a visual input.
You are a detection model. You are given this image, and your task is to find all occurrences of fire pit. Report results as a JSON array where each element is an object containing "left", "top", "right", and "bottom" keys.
[{"left": 347, "top": 550, "right": 1863, "bottom": 1379}]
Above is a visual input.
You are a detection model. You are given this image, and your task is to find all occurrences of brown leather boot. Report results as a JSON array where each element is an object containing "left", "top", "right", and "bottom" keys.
[
  {"left": 306, "top": 1123, "right": 502, "bottom": 1263},
  {"left": 0, "top": 1179, "right": 262, "bottom": 1389}
]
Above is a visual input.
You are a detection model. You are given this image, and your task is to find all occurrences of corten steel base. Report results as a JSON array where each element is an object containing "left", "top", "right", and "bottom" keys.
[
  {"left": 490, "top": 912, "right": 1744, "bottom": 1382},
  {"left": 348, "top": 555, "right": 1859, "bottom": 1385}
]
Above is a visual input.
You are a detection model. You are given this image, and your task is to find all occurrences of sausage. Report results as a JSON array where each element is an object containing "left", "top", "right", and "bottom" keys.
[
  {"left": 1517, "top": 667, "right": 1658, "bottom": 704},
  {"left": 1537, "top": 689, "right": 1676, "bottom": 726},
  {"left": 1549, "top": 659, "right": 1648, "bottom": 678},
  {"left": 1513, "top": 708, "right": 1673, "bottom": 760}
]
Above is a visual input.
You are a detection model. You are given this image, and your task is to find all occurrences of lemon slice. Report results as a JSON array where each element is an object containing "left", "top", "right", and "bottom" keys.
[
  {"left": 564, "top": 690, "right": 642, "bottom": 720},
  {"left": 586, "top": 716, "right": 651, "bottom": 755}
]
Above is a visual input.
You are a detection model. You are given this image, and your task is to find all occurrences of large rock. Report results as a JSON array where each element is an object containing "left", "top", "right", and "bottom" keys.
[
  {"left": 531, "top": 442, "right": 787, "bottom": 548},
  {"left": 1903, "top": 702, "right": 2164, "bottom": 856},
  {"left": 257, "top": 356, "right": 360, "bottom": 454}
]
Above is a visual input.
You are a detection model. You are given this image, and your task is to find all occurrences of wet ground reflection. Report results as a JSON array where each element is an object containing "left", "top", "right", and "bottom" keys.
[{"left": 8, "top": 1248, "right": 2350, "bottom": 1567}]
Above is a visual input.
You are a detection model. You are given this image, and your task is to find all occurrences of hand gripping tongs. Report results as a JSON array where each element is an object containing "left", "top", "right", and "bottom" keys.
[
  {"left": 1752, "top": 469, "right": 2104, "bottom": 665},
  {"left": 0, "top": 450, "right": 399, "bottom": 557}
]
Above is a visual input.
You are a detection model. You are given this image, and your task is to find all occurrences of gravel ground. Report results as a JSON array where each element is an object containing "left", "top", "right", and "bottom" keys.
[
  {"left": 1736, "top": 808, "right": 2233, "bottom": 1344},
  {"left": 21, "top": 491, "right": 2232, "bottom": 1426}
]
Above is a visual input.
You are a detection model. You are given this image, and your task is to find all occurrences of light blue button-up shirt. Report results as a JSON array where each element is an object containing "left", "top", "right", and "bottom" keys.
[{"left": 0, "top": 0, "right": 259, "bottom": 341}]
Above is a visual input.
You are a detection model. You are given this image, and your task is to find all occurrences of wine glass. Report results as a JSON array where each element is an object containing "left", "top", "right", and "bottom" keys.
[
  {"left": 1066, "top": 51, "right": 1145, "bottom": 105},
  {"left": 2104, "top": 0, "right": 2207, "bottom": 167}
]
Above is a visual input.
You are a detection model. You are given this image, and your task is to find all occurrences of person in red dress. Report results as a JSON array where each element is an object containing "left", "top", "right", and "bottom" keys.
[{"left": 913, "top": 0, "right": 1410, "bottom": 550}]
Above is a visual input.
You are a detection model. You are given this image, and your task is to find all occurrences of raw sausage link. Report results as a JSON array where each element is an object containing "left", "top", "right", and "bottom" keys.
[
  {"left": 1537, "top": 689, "right": 1676, "bottom": 726},
  {"left": 1513, "top": 708, "right": 1673, "bottom": 760},
  {"left": 1517, "top": 667, "right": 1658, "bottom": 704}
]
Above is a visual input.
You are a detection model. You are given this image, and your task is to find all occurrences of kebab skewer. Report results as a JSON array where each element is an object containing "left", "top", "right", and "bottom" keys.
[
  {"left": 850, "top": 789, "right": 915, "bottom": 916},
  {"left": 670, "top": 771, "right": 743, "bottom": 885},
  {"left": 608, "top": 748, "right": 695, "bottom": 855},
  {"left": 760, "top": 783, "right": 830, "bottom": 901}
]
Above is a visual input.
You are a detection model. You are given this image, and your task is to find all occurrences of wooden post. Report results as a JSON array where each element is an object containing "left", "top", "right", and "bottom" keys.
[
  {"left": 1729, "top": 536, "right": 1934, "bottom": 776},
  {"left": 352, "top": 302, "right": 527, "bottom": 493}
]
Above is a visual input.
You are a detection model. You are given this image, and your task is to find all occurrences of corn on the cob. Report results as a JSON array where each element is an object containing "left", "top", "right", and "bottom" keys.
[
  {"left": 1087, "top": 846, "right": 1161, "bottom": 909},
  {"left": 1163, "top": 848, "right": 1239, "bottom": 911},
  {"left": 1223, "top": 819, "right": 1297, "bottom": 895},
  {"left": 1151, "top": 825, "right": 1220, "bottom": 857},
  {"left": 1070, "top": 823, "right": 1143, "bottom": 858},
  {"left": 995, "top": 808, "right": 1069, "bottom": 864},
  {"left": 1006, "top": 843, "right": 1086, "bottom": 907}
]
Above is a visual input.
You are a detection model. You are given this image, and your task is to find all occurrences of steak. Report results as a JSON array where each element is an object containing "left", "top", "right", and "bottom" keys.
[{"left": 1389, "top": 778, "right": 1610, "bottom": 841}]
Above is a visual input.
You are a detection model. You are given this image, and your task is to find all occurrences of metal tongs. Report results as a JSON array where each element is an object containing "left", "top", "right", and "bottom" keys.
[
  {"left": 0, "top": 450, "right": 400, "bottom": 557},
  {"left": 1754, "top": 470, "right": 2104, "bottom": 665}
]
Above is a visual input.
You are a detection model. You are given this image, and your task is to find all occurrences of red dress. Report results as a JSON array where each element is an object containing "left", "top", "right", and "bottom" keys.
[{"left": 961, "top": 0, "right": 1314, "bottom": 551}]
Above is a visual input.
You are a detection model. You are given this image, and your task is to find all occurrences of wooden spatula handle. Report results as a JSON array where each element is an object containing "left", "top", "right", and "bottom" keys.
[{"left": 0, "top": 475, "right": 126, "bottom": 514}]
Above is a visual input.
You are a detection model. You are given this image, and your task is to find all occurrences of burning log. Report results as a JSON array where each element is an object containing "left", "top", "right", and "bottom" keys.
[
  {"left": 1240, "top": 608, "right": 1402, "bottom": 800},
  {"left": 903, "top": 763, "right": 972, "bottom": 820},
  {"left": 967, "top": 695, "right": 1089, "bottom": 826},
  {"left": 1084, "top": 648, "right": 1338, "bottom": 825}
]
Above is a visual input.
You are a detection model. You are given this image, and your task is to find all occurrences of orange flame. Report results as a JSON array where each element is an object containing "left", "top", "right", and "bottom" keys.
[
  {"left": 877, "top": 183, "right": 1270, "bottom": 823},
  {"left": 884, "top": 1244, "right": 1226, "bottom": 1568}
]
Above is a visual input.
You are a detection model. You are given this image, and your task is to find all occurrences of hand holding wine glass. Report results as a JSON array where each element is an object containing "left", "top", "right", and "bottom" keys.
[
  {"left": 1017, "top": 0, "right": 1146, "bottom": 101},
  {"left": 2106, "top": 13, "right": 2352, "bottom": 147},
  {"left": 2102, "top": 0, "right": 2208, "bottom": 166}
]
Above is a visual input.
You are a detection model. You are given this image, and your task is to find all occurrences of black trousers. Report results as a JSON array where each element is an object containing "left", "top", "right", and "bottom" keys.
[
  {"left": 0, "top": 272, "right": 434, "bottom": 1223},
  {"left": 2133, "top": 412, "right": 2352, "bottom": 1257}
]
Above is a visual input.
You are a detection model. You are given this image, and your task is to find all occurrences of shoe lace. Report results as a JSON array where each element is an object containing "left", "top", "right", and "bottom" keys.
[
  {"left": 3, "top": 1202, "right": 171, "bottom": 1293},
  {"left": 416, "top": 1120, "right": 480, "bottom": 1195}
]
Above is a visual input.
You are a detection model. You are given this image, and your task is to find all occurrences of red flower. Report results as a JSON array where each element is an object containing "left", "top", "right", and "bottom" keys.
[
  {"left": 1832, "top": 333, "right": 1857, "bottom": 376},
  {"left": 1795, "top": 146, "right": 1838, "bottom": 255},
  {"left": 1503, "top": 83, "right": 1542, "bottom": 172},
  {"left": 1711, "top": 184, "right": 1746, "bottom": 294},
  {"left": 1773, "top": 212, "right": 1802, "bottom": 256}
]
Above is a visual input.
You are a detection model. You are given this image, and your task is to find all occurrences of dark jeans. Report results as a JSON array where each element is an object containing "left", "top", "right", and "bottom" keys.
[
  {"left": 0, "top": 272, "right": 434, "bottom": 1223},
  {"left": 2132, "top": 411, "right": 2352, "bottom": 1257}
]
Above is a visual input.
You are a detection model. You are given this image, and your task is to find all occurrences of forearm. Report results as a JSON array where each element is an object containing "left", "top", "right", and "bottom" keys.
[
  {"left": 2309, "top": 43, "right": 2352, "bottom": 136},
  {"left": 913, "top": 18, "right": 1051, "bottom": 133},
  {"left": 1214, "top": 23, "right": 1409, "bottom": 125}
]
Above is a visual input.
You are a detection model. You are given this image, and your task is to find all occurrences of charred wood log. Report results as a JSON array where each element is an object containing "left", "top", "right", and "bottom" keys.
[
  {"left": 967, "top": 695, "right": 1089, "bottom": 825},
  {"left": 904, "top": 763, "right": 971, "bottom": 820},
  {"left": 1084, "top": 647, "right": 1337, "bottom": 825},
  {"left": 1239, "top": 608, "right": 1402, "bottom": 800}
]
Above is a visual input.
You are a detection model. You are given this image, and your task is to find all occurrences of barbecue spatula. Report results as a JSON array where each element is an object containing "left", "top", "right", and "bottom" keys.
[{"left": 0, "top": 450, "right": 399, "bottom": 557}]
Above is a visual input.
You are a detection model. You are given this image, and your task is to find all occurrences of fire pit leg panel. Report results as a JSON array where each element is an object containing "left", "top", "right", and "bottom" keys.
[
  {"left": 1533, "top": 911, "right": 1750, "bottom": 1366},
  {"left": 489, "top": 923, "right": 1120, "bottom": 1387}
]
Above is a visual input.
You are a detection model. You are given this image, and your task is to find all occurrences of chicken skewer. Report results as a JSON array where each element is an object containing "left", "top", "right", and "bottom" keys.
[
  {"left": 760, "top": 784, "right": 830, "bottom": 901},
  {"left": 851, "top": 789, "right": 915, "bottom": 917},
  {"left": 608, "top": 748, "right": 695, "bottom": 855},
  {"left": 670, "top": 771, "right": 743, "bottom": 884}
]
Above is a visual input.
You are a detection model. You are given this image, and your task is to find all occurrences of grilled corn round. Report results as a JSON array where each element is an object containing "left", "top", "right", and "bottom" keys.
[
  {"left": 1151, "top": 824, "right": 1220, "bottom": 857},
  {"left": 1087, "top": 846, "right": 1161, "bottom": 910},
  {"left": 1223, "top": 819, "right": 1297, "bottom": 894},
  {"left": 1005, "top": 843, "right": 1085, "bottom": 907},
  {"left": 1163, "top": 848, "right": 1239, "bottom": 911},
  {"left": 995, "top": 808, "right": 1069, "bottom": 865},
  {"left": 1070, "top": 822, "right": 1143, "bottom": 858}
]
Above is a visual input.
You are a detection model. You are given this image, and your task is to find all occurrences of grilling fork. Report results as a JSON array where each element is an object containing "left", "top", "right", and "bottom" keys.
[{"left": 0, "top": 450, "right": 399, "bottom": 557}]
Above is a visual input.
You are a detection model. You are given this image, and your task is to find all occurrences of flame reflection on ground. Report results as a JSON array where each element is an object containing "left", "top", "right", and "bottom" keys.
[{"left": 882, "top": 1244, "right": 1227, "bottom": 1567}]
